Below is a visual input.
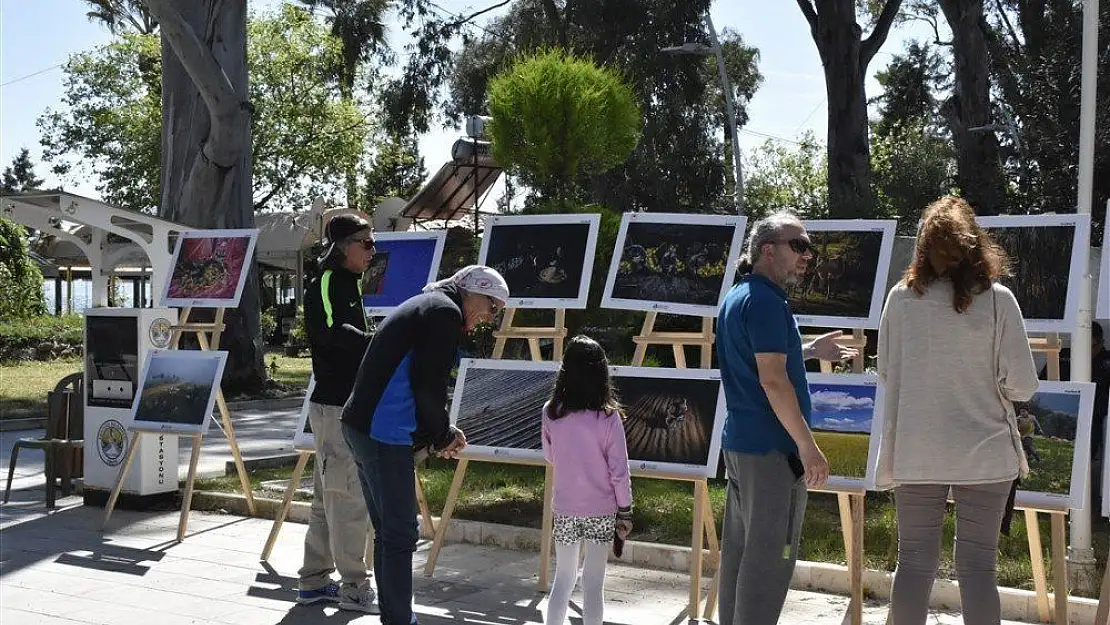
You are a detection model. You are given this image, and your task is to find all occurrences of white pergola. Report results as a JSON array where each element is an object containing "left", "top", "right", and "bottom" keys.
[{"left": 1, "top": 192, "right": 186, "bottom": 309}]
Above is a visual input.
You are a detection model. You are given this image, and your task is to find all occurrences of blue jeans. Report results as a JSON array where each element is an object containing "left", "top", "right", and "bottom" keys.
[{"left": 343, "top": 423, "right": 419, "bottom": 625}]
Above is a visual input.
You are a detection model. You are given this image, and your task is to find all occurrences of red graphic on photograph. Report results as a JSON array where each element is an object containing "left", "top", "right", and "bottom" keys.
[{"left": 167, "top": 236, "right": 251, "bottom": 301}]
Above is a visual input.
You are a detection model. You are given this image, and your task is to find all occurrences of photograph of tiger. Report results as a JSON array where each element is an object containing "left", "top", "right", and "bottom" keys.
[
  {"left": 981, "top": 225, "right": 1074, "bottom": 322},
  {"left": 786, "top": 230, "right": 885, "bottom": 320},
  {"left": 483, "top": 222, "right": 591, "bottom": 300},
  {"left": 611, "top": 222, "right": 733, "bottom": 306},
  {"left": 614, "top": 374, "right": 719, "bottom": 467},
  {"left": 1012, "top": 390, "right": 1083, "bottom": 497}
]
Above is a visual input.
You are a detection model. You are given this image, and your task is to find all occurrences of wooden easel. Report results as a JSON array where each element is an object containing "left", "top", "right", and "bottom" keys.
[
  {"left": 700, "top": 329, "right": 869, "bottom": 625},
  {"left": 631, "top": 311, "right": 715, "bottom": 368},
  {"left": 102, "top": 307, "right": 256, "bottom": 542},
  {"left": 258, "top": 448, "right": 435, "bottom": 563},
  {"left": 492, "top": 307, "right": 568, "bottom": 361},
  {"left": 1017, "top": 333, "right": 1070, "bottom": 625},
  {"left": 1095, "top": 559, "right": 1110, "bottom": 624}
]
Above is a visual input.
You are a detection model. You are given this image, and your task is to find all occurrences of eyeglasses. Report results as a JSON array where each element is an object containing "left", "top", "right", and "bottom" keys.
[
  {"left": 485, "top": 295, "right": 503, "bottom": 316},
  {"left": 774, "top": 238, "right": 812, "bottom": 255}
]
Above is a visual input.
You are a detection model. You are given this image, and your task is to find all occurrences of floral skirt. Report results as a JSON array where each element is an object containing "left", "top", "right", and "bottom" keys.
[{"left": 552, "top": 513, "right": 616, "bottom": 545}]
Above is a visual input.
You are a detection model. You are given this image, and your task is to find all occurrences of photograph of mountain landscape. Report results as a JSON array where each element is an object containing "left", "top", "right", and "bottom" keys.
[
  {"left": 807, "top": 373, "right": 883, "bottom": 489},
  {"left": 1012, "top": 381, "right": 1095, "bottom": 510},
  {"left": 131, "top": 351, "right": 228, "bottom": 435}
]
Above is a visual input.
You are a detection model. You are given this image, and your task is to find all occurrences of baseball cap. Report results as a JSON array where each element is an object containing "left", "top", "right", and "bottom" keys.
[
  {"left": 423, "top": 265, "right": 510, "bottom": 305},
  {"left": 318, "top": 214, "right": 372, "bottom": 263}
]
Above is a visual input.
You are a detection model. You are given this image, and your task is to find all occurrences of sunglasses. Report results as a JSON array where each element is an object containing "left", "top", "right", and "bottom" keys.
[
  {"left": 485, "top": 295, "right": 503, "bottom": 316},
  {"left": 349, "top": 236, "right": 376, "bottom": 250},
  {"left": 775, "top": 238, "right": 812, "bottom": 255}
]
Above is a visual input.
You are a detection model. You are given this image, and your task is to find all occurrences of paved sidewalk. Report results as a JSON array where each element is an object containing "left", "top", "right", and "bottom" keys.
[{"left": 0, "top": 494, "right": 1027, "bottom": 625}]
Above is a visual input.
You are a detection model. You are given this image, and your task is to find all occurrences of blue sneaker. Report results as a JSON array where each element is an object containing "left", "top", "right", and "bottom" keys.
[{"left": 297, "top": 582, "right": 341, "bottom": 604}]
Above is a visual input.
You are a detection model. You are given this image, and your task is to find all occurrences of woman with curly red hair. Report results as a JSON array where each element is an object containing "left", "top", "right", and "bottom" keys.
[{"left": 876, "top": 196, "right": 1039, "bottom": 623}]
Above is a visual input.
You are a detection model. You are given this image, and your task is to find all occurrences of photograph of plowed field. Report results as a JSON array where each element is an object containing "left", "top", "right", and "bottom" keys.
[
  {"left": 615, "top": 375, "right": 719, "bottom": 467},
  {"left": 454, "top": 368, "right": 557, "bottom": 450}
]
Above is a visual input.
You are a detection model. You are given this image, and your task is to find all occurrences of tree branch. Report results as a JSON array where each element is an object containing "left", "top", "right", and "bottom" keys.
[
  {"left": 142, "top": 0, "right": 238, "bottom": 119},
  {"left": 795, "top": 0, "right": 820, "bottom": 41},
  {"left": 861, "top": 0, "right": 904, "bottom": 67},
  {"left": 993, "top": 0, "right": 1022, "bottom": 48},
  {"left": 447, "top": 0, "right": 512, "bottom": 29}
]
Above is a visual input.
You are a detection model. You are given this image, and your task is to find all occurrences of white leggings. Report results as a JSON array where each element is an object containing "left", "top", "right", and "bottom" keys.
[{"left": 545, "top": 541, "right": 610, "bottom": 625}]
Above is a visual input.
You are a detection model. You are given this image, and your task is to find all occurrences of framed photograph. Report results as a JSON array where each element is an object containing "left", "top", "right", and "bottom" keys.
[
  {"left": 976, "top": 214, "right": 1091, "bottom": 333},
  {"left": 807, "top": 373, "right": 885, "bottom": 492},
  {"left": 786, "top": 220, "right": 897, "bottom": 329},
  {"left": 1097, "top": 247, "right": 1108, "bottom": 320},
  {"left": 161, "top": 229, "right": 260, "bottom": 308},
  {"left": 1012, "top": 381, "right": 1095, "bottom": 512},
  {"left": 129, "top": 350, "right": 228, "bottom": 435},
  {"left": 362, "top": 231, "right": 447, "bottom": 316},
  {"left": 449, "top": 359, "right": 726, "bottom": 478},
  {"left": 601, "top": 212, "right": 747, "bottom": 317},
  {"left": 292, "top": 375, "right": 316, "bottom": 450},
  {"left": 478, "top": 214, "right": 601, "bottom": 309}
]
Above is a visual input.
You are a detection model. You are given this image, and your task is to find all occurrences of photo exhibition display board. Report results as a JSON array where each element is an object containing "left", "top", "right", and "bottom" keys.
[
  {"left": 478, "top": 214, "right": 601, "bottom": 309},
  {"left": 129, "top": 350, "right": 229, "bottom": 435},
  {"left": 976, "top": 214, "right": 1091, "bottom": 334},
  {"left": 1098, "top": 244, "right": 1108, "bottom": 320},
  {"left": 161, "top": 229, "right": 260, "bottom": 308},
  {"left": 361, "top": 231, "right": 447, "bottom": 316},
  {"left": 449, "top": 359, "right": 726, "bottom": 478},
  {"left": 601, "top": 212, "right": 747, "bottom": 318},
  {"left": 1009, "top": 381, "right": 1095, "bottom": 511},
  {"left": 807, "top": 373, "right": 885, "bottom": 491},
  {"left": 292, "top": 375, "right": 316, "bottom": 450},
  {"left": 787, "top": 220, "right": 897, "bottom": 329}
]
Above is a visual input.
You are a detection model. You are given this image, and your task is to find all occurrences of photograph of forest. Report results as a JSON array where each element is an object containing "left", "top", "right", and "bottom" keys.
[
  {"left": 610, "top": 222, "right": 734, "bottom": 307},
  {"left": 1013, "top": 390, "right": 1083, "bottom": 498},
  {"left": 453, "top": 367, "right": 557, "bottom": 452},
  {"left": 786, "top": 230, "right": 884, "bottom": 321},
  {"left": 483, "top": 222, "right": 592, "bottom": 301},
  {"left": 808, "top": 381, "right": 878, "bottom": 481},
  {"left": 983, "top": 225, "right": 1074, "bottom": 322},
  {"left": 614, "top": 374, "right": 720, "bottom": 468},
  {"left": 133, "top": 353, "right": 224, "bottom": 431}
]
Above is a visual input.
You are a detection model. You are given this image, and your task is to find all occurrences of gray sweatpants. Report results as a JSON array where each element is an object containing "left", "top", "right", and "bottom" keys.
[
  {"left": 298, "top": 402, "right": 371, "bottom": 590},
  {"left": 891, "top": 481, "right": 1012, "bottom": 625},
  {"left": 718, "top": 450, "right": 808, "bottom": 625}
]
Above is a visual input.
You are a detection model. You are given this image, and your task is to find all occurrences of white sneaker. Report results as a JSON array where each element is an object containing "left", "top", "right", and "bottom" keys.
[{"left": 338, "top": 580, "right": 379, "bottom": 614}]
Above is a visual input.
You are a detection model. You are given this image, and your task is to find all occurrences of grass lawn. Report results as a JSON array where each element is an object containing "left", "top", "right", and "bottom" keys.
[
  {"left": 0, "top": 357, "right": 83, "bottom": 419},
  {"left": 195, "top": 456, "right": 1108, "bottom": 597},
  {"left": 0, "top": 353, "right": 313, "bottom": 420}
]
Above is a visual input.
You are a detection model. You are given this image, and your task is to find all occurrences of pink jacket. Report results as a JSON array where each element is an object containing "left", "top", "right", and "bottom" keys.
[{"left": 541, "top": 402, "right": 633, "bottom": 517}]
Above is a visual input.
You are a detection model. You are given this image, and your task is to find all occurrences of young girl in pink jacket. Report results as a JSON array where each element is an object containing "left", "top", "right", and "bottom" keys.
[{"left": 542, "top": 335, "right": 633, "bottom": 625}]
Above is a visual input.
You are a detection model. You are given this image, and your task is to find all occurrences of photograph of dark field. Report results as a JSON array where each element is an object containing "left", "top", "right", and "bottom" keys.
[
  {"left": 611, "top": 222, "right": 734, "bottom": 307},
  {"left": 483, "top": 222, "right": 592, "bottom": 301},
  {"left": 787, "top": 230, "right": 884, "bottom": 320},
  {"left": 614, "top": 375, "right": 719, "bottom": 467},
  {"left": 1013, "top": 390, "right": 1082, "bottom": 497},
  {"left": 454, "top": 368, "right": 557, "bottom": 451},
  {"left": 133, "top": 353, "right": 224, "bottom": 430},
  {"left": 984, "top": 225, "right": 1074, "bottom": 322}
]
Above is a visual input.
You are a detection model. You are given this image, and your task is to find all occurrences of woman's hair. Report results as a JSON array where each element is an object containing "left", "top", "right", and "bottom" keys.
[
  {"left": 546, "top": 335, "right": 621, "bottom": 420},
  {"left": 903, "top": 195, "right": 1011, "bottom": 313},
  {"left": 735, "top": 210, "right": 803, "bottom": 275}
]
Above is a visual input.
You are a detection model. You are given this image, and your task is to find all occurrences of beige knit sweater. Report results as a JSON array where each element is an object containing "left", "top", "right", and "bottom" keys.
[{"left": 874, "top": 280, "right": 1039, "bottom": 489}]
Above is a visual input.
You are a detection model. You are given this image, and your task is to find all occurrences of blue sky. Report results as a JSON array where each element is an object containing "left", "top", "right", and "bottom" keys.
[
  {"left": 1, "top": 1, "right": 940, "bottom": 205},
  {"left": 810, "top": 384, "right": 877, "bottom": 433}
]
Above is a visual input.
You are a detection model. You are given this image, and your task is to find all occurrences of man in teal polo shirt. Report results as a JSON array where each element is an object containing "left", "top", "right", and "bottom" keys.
[{"left": 715, "top": 211, "right": 857, "bottom": 624}]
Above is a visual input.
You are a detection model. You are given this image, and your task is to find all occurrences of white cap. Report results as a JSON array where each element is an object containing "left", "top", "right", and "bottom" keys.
[{"left": 423, "top": 265, "right": 510, "bottom": 305}]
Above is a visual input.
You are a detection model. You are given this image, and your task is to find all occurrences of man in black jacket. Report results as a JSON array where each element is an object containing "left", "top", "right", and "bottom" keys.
[
  {"left": 297, "top": 214, "right": 378, "bottom": 613},
  {"left": 342, "top": 265, "right": 509, "bottom": 625}
]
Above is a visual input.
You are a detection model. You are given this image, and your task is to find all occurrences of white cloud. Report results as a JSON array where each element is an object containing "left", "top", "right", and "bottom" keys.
[{"left": 811, "top": 389, "right": 874, "bottom": 412}]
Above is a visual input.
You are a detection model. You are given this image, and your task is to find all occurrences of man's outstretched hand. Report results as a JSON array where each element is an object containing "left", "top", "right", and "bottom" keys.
[{"left": 806, "top": 330, "right": 859, "bottom": 362}]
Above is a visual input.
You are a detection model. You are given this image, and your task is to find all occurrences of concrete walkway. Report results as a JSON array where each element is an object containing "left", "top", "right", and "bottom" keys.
[{"left": 0, "top": 495, "right": 1033, "bottom": 625}]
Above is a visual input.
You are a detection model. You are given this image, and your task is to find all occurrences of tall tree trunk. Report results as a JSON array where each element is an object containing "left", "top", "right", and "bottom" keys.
[
  {"left": 147, "top": 0, "right": 266, "bottom": 395},
  {"left": 939, "top": 0, "right": 1008, "bottom": 215},
  {"left": 798, "top": 0, "right": 902, "bottom": 219}
]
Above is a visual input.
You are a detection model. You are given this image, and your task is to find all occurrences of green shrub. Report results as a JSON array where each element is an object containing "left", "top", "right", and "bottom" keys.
[
  {"left": 0, "top": 217, "right": 47, "bottom": 320},
  {"left": 260, "top": 309, "right": 277, "bottom": 345},
  {"left": 0, "top": 314, "right": 83, "bottom": 361}
]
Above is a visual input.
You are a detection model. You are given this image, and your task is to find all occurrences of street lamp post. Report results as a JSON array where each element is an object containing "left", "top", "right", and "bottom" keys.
[{"left": 663, "top": 14, "right": 744, "bottom": 216}]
